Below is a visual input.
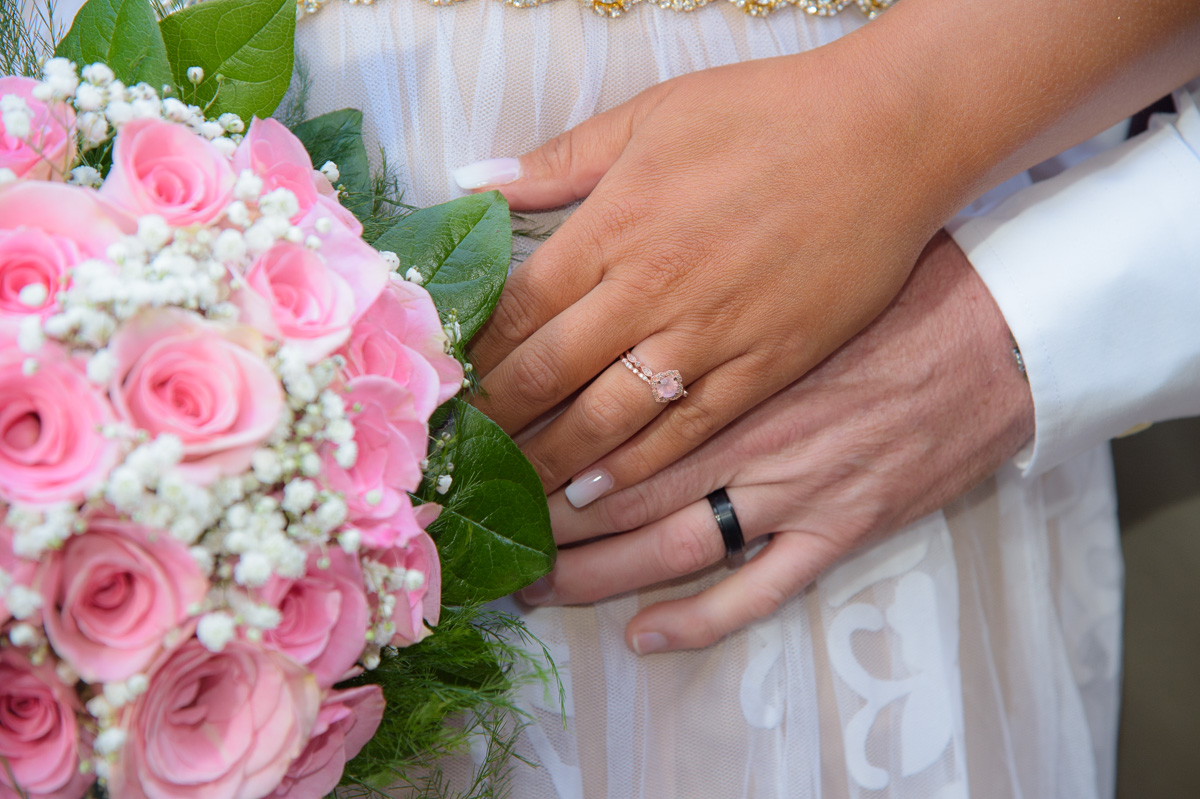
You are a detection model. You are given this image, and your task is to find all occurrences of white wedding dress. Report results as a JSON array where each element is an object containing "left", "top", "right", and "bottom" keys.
[{"left": 293, "top": 4, "right": 1124, "bottom": 798}]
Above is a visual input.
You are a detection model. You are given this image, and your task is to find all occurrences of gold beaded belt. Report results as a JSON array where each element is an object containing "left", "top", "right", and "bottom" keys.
[{"left": 299, "top": 0, "right": 894, "bottom": 20}]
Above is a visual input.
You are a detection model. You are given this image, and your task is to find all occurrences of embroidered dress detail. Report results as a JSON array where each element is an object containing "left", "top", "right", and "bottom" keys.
[{"left": 294, "top": 0, "right": 894, "bottom": 20}]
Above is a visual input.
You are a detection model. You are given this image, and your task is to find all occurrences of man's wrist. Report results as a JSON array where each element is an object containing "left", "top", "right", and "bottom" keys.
[{"left": 926, "top": 231, "right": 1036, "bottom": 449}]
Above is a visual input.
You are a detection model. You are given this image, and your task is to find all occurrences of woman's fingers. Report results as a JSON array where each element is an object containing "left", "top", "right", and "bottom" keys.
[
  {"left": 463, "top": 98, "right": 657, "bottom": 378},
  {"left": 452, "top": 88, "right": 663, "bottom": 210},
  {"left": 554, "top": 351, "right": 790, "bottom": 508},
  {"left": 472, "top": 280, "right": 642, "bottom": 433},
  {"left": 518, "top": 334, "right": 719, "bottom": 494},
  {"left": 546, "top": 415, "right": 740, "bottom": 545},
  {"left": 624, "top": 531, "right": 844, "bottom": 654},
  {"left": 519, "top": 486, "right": 771, "bottom": 607},
  {"left": 468, "top": 178, "right": 663, "bottom": 378},
  {"left": 468, "top": 227, "right": 605, "bottom": 377},
  {"left": 467, "top": 55, "right": 937, "bottom": 508}
]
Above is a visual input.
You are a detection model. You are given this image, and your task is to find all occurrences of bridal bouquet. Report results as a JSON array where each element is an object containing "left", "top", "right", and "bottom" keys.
[{"left": 0, "top": 0, "right": 555, "bottom": 797}]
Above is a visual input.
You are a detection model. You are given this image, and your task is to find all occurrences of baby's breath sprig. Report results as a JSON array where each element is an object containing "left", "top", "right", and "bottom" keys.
[
  {"left": 0, "top": 56, "right": 246, "bottom": 179},
  {"left": 434, "top": 307, "right": 481, "bottom": 395}
]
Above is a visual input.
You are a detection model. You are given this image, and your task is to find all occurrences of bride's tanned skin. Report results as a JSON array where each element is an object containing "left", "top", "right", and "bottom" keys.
[
  {"left": 452, "top": 0, "right": 1200, "bottom": 650},
  {"left": 466, "top": 0, "right": 1200, "bottom": 504}
]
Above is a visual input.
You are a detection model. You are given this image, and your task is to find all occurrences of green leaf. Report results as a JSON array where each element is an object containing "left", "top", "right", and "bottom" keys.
[
  {"left": 158, "top": 0, "right": 295, "bottom": 121},
  {"left": 373, "top": 192, "right": 511, "bottom": 344},
  {"left": 55, "top": 0, "right": 173, "bottom": 91},
  {"left": 290, "top": 109, "right": 372, "bottom": 221},
  {"left": 419, "top": 400, "right": 555, "bottom": 606}
]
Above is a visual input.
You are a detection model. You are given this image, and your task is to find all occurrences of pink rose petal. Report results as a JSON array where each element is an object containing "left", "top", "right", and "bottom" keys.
[
  {"left": 39, "top": 517, "right": 208, "bottom": 683},
  {"left": 107, "top": 309, "right": 283, "bottom": 484},
  {"left": 100, "top": 118, "right": 234, "bottom": 226},
  {"left": 111, "top": 638, "right": 320, "bottom": 799}
]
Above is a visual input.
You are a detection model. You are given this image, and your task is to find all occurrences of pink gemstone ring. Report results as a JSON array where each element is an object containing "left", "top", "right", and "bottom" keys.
[{"left": 620, "top": 351, "right": 687, "bottom": 404}]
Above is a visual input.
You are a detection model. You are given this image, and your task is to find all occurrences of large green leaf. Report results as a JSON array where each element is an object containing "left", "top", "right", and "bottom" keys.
[
  {"left": 158, "top": 0, "right": 294, "bottom": 121},
  {"left": 373, "top": 192, "right": 511, "bottom": 344},
  {"left": 55, "top": 0, "right": 173, "bottom": 91},
  {"left": 419, "top": 400, "right": 555, "bottom": 605},
  {"left": 290, "top": 109, "right": 372, "bottom": 221}
]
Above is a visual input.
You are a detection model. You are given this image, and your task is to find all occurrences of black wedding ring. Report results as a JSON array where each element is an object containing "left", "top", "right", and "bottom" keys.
[{"left": 706, "top": 488, "right": 745, "bottom": 557}]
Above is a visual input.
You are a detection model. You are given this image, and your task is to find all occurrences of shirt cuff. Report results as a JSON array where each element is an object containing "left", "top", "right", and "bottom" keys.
[{"left": 949, "top": 89, "right": 1200, "bottom": 478}]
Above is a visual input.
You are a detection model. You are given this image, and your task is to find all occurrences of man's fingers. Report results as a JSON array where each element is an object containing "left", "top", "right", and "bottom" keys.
[
  {"left": 623, "top": 530, "right": 844, "bottom": 654},
  {"left": 519, "top": 486, "right": 770, "bottom": 606},
  {"left": 546, "top": 414, "right": 736, "bottom": 546}
]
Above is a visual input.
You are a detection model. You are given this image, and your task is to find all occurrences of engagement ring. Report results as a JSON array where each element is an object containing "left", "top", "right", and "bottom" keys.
[{"left": 620, "top": 351, "right": 687, "bottom": 403}]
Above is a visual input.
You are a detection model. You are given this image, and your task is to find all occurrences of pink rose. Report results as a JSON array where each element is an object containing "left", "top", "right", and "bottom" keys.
[
  {"left": 362, "top": 496, "right": 440, "bottom": 551},
  {"left": 0, "top": 76, "right": 76, "bottom": 181},
  {"left": 0, "top": 334, "right": 120, "bottom": 506},
  {"left": 0, "top": 649, "right": 94, "bottom": 799},
  {"left": 231, "top": 118, "right": 316, "bottom": 215},
  {"left": 0, "top": 229, "right": 79, "bottom": 318},
  {"left": 0, "top": 524, "right": 35, "bottom": 625},
  {"left": 269, "top": 685, "right": 384, "bottom": 799},
  {"left": 236, "top": 236, "right": 387, "bottom": 363},
  {"left": 108, "top": 310, "right": 283, "bottom": 484},
  {"left": 111, "top": 637, "right": 320, "bottom": 799},
  {"left": 100, "top": 117, "right": 234, "bottom": 226},
  {"left": 38, "top": 517, "right": 208, "bottom": 684},
  {"left": 320, "top": 376, "right": 427, "bottom": 538},
  {"left": 0, "top": 182, "right": 133, "bottom": 319},
  {"left": 307, "top": 180, "right": 363, "bottom": 236},
  {"left": 232, "top": 118, "right": 362, "bottom": 236},
  {"left": 258, "top": 548, "right": 369, "bottom": 688},
  {"left": 372, "top": 529, "right": 442, "bottom": 647},
  {"left": 342, "top": 275, "right": 463, "bottom": 413}
]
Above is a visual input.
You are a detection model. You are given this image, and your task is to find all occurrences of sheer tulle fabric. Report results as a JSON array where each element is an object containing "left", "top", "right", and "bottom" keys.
[{"left": 296, "top": 5, "right": 1122, "bottom": 797}]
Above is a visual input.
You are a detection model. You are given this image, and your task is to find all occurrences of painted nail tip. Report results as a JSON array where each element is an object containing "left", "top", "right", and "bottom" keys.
[
  {"left": 452, "top": 158, "right": 521, "bottom": 190},
  {"left": 564, "top": 469, "right": 613, "bottom": 509}
]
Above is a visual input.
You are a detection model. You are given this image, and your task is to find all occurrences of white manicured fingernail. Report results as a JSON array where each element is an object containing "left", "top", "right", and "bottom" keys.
[
  {"left": 565, "top": 469, "right": 613, "bottom": 508},
  {"left": 453, "top": 158, "right": 521, "bottom": 190},
  {"left": 632, "top": 632, "right": 668, "bottom": 656}
]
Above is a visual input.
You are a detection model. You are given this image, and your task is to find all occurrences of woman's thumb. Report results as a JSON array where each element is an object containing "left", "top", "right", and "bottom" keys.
[{"left": 452, "top": 98, "right": 642, "bottom": 211}]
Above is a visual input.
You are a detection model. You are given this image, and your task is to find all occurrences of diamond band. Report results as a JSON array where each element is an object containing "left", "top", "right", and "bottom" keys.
[{"left": 620, "top": 351, "right": 687, "bottom": 403}]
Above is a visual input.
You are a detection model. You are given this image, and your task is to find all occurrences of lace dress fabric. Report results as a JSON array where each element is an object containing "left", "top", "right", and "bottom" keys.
[{"left": 295, "top": 5, "right": 1123, "bottom": 797}]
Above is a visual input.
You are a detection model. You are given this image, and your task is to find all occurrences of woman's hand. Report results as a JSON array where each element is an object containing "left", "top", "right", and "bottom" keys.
[
  {"left": 518, "top": 232, "right": 1035, "bottom": 654},
  {"left": 462, "top": 0, "right": 1200, "bottom": 511},
  {"left": 467, "top": 44, "right": 944, "bottom": 504}
]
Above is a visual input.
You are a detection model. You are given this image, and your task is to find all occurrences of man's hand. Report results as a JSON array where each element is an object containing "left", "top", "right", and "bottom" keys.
[{"left": 520, "top": 232, "right": 1035, "bottom": 654}]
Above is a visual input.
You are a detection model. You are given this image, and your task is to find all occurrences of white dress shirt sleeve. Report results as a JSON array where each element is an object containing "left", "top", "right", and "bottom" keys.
[{"left": 950, "top": 86, "right": 1200, "bottom": 478}]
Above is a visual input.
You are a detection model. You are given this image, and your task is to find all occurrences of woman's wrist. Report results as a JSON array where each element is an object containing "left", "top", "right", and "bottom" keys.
[{"left": 832, "top": 0, "right": 1200, "bottom": 228}]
